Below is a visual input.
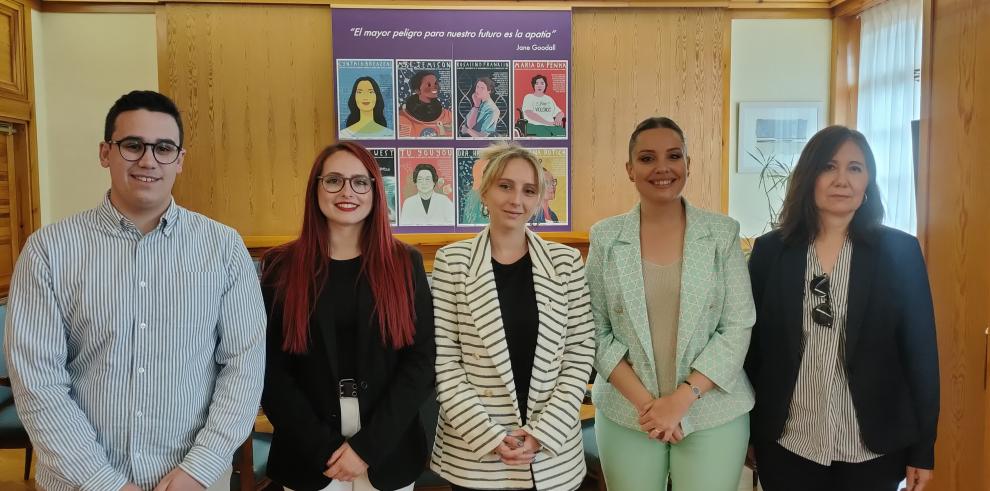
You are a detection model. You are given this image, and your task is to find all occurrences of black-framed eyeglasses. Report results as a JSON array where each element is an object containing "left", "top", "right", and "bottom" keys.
[
  {"left": 810, "top": 274, "right": 833, "bottom": 328},
  {"left": 107, "top": 137, "right": 182, "bottom": 165},
  {"left": 317, "top": 174, "right": 375, "bottom": 194}
]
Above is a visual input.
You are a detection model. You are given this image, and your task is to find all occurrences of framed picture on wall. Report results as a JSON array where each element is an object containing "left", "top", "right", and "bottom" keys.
[{"left": 737, "top": 101, "right": 825, "bottom": 173}]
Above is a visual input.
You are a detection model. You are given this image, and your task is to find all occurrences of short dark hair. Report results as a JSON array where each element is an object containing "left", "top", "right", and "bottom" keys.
[
  {"left": 475, "top": 77, "right": 495, "bottom": 93},
  {"left": 628, "top": 116, "right": 686, "bottom": 159},
  {"left": 531, "top": 74, "right": 548, "bottom": 89},
  {"left": 777, "top": 125, "right": 885, "bottom": 245},
  {"left": 412, "top": 163, "right": 438, "bottom": 183},
  {"left": 104, "top": 90, "right": 184, "bottom": 146},
  {"left": 409, "top": 71, "right": 437, "bottom": 92}
]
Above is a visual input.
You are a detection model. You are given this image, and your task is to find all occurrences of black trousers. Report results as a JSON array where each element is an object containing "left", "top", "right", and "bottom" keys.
[{"left": 755, "top": 442, "right": 906, "bottom": 491}]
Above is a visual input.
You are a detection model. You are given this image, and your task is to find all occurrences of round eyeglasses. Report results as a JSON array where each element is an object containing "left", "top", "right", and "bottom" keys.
[
  {"left": 317, "top": 174, "right": 375, "bottom": 194},
  {"left": 107, "top": 137, "right": 182, "bottom": 165}
]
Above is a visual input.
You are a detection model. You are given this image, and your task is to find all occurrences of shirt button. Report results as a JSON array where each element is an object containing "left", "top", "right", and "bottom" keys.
[
  {"left": 139, "top": 323, "right": 147, "bottom": 329},
  {"left": 139, "top": 280, "right": 147, "bottom": 288},
  {"left": 135, "top": 452, "right": 142, "bottom": 460},
  {"left": 137, "top": 368, "right": 145, "bottom": 374},
  {"left": 136, "top": 411, "right": 143, "bottom": 417}
]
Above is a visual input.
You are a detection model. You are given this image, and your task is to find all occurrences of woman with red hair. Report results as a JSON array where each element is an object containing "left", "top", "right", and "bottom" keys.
[{"left": 261, "top": 142, "right": 436, "bottom": 491}]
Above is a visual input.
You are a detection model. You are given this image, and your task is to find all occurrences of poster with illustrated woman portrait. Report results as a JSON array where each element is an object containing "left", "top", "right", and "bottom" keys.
[
  {"left": 336, "top": 59, "right": 396, "bottom": 140},
  {"left": 454, "top": 60, "right": 511, "bottom": 140},
  {"left": 331, "top": 8, "right": 573, "bottom": 232},
  {"left": 455, "top": 148, "right": 488, "bottom": 226},
  {"left": 512, "top": 60, "right": 568, "bottom": 139},
  {"left": 396, "top": 60, "right": 454, "bottom": 139},
  {"left": 398, "top": 148, "right": 456, "bottom": 227},
  {"left": 369, "top": 148, "right": 398, "bottom": 225},
  {"left": 530, "top": 147, "right": 568, "bottom": 225}
]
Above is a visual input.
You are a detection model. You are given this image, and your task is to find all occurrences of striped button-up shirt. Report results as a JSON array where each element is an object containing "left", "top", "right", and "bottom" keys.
[
  {"left": 778, "top": 238, "right": 882, "bottom": 465},
  {"left": 4, "top": 194, "right": 266, "bottom": 491}
]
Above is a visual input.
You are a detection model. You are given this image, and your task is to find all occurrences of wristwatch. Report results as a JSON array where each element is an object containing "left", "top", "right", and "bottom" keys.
[{"left": 682, "top": 381, "right": 702, "bottom": 399}]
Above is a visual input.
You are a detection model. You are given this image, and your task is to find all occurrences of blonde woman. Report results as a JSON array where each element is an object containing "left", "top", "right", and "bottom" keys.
[{"left": 431, "top": 142, "right": 595, "bottom": 490}]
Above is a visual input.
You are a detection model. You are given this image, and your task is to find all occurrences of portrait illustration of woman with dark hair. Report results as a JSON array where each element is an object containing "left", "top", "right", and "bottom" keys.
[
  {"left": 340, "top": 76, "right": 394, "bottom": 140},
  {"left": 520, "top": 74, "right": 565, "bottom": 138},
  {"left": 398, "top": 70, "right": 453, "bottom": 138},
  {"left": 460, "top": 77, "right": 501, "bottom": 138}
]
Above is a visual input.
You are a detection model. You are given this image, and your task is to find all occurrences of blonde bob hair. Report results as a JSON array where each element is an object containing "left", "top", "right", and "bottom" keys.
[{"left": 476, "top": 141, "right": 546, "bottom": 204}]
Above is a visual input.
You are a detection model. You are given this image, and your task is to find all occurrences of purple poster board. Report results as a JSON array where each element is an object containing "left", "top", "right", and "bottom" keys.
[{"left": 331, "top": 8, "right": 572, "bottom": 233}]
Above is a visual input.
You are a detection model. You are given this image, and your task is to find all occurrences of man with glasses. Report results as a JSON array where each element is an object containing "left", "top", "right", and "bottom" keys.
[
  {"left": 399, "top": 163, "right": 454, "bottom": 226},
  {"left": 4, "top": 90, "right": 265, "bottom": 491}
]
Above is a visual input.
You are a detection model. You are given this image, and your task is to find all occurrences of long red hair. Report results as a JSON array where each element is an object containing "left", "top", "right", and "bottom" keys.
[{"left": 262, "top": 142, "right": 416, "bottom": 353}]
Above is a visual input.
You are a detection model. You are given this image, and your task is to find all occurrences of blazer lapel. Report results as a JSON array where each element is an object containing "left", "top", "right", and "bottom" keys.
[
  {"left": 464, "top": 229, "right": 520, "bottom": 421},
  {"left": 525, "top": 230, "right": 568, "bottom": 422},
  {"left": 614, "top": 205, "right": 656, "bottom": 371},
  {"left": 674, "top": 204, "right": 715, "bottom": 366},
  {"left": 844, "top": 239, "right": 875, "bottom": 366}
]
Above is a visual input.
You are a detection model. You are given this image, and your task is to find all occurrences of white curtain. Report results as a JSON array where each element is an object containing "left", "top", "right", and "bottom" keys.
[{"left": 857, "top": 0, "right": 923, "bottom": 234}]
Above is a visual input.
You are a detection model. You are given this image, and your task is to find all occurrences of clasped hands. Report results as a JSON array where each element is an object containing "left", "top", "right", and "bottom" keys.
[
  {"left": 638, "top": 392, "right": 692, "bottom": 444},
  {"left": 120, "top": 467, "right": 205, "bottom": 491},
  {"left": 492, "top": 428, "right": 541, "bottom": 465},
  {"left": 323, "top": 442, "right": 369, "bottom": 482}
]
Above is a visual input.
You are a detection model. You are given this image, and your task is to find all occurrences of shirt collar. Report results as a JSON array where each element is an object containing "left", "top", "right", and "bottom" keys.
[{"left": 97, "top": 191, "right": 181, "bottom": 237}]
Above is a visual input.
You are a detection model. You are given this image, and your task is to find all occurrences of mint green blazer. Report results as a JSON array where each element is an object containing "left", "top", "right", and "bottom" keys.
[{"left": 586, "top": 202, "right": 756, "bottom": 435}]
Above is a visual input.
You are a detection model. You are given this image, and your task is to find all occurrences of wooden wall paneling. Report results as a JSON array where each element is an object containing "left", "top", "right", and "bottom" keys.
[
  {"left": 829, "top": 14, "right": 859, "bottom": 126},
  {"left": 729, "top": 7, "right": 831, "bottom": 18},
  {"left": 720, "top": 16, "right": 730, "bottom": 213},
  {"left": 21, "top": 4, "right": 38, "bottom": 234},
  {"left": 46, "top": 0, "right": 837, "bottom": 9},
  {"left": 917, "top": 0, "right": 990, "bottom": 487},
  {"left": 0, "top": 0, "right": 25, "bottom": 101},
  {"left": 10, "top": 121, "right": 33, "bottom": 250},
  {"left": 0, "top": 132, "right": 15, "bottom": 291},
  {"left": 571, "top": 8, "right": 726, "bottom": 230},
  {"left": 160, "top": 4, "right": 334, "bottom": 237}
]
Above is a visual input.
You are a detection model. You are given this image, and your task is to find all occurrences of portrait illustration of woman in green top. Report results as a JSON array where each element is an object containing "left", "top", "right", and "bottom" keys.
[
  {"left": 340, "top": 76, "right": 394, "bottom": 140},
  {"left": 460, "top": 77, "right": 501, "bottom": 138}
]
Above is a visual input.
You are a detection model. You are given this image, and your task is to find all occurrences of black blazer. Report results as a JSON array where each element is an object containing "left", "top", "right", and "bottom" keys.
[
  {"left": 261, "top": 247, "right": 436, "bottom": 491},
  {"left": 745, "top": 227, "right": 939, "bottom": 469}
]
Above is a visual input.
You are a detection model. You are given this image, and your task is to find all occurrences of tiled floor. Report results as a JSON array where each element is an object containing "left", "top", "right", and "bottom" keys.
[{"left": 0, "top": 449, "right": 760, "bottom": 491}]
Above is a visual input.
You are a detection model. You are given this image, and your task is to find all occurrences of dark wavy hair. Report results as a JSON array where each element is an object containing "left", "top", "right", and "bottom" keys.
[
  {"left": 777, "top": 125, "right": 885, "bottom": 245},
  {"left": 411, "top": 163, "right": 438, "bottom": 184},
  {"left": 345, "top": 76, "right": 388, "bottom": 128}
]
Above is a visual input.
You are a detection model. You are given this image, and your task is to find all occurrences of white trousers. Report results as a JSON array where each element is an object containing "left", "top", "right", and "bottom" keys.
[{"left": 284, "top": 397, "right": 415, "bottom": 491}]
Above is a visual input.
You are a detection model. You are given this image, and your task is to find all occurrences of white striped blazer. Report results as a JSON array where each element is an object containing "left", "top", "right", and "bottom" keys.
[{"left": 430, "top": 228, "right": 596, "bottom": 491}]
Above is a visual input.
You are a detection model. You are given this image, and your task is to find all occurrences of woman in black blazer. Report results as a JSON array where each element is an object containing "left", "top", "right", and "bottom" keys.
[
  {"left": 261, "top": 142, "right": 436, "bottom": 491},
  {"left": 746, "top": 126, "right": 938, "bottom": 491}
]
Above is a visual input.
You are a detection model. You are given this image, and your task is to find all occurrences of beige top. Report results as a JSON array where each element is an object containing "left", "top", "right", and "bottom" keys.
[{"left": 642, "top": 258, "right": 682, "bottom": 397}]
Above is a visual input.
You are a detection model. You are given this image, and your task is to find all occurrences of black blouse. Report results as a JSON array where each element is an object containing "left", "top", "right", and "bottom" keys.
[
  {"left": 492, "top": 253, "right": 539, "bottom": 424},
  {"left": 328, "top": 256, "right": 362, "bottom": 382}
]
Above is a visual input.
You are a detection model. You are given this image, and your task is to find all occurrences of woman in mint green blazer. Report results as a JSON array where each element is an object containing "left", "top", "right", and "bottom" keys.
[{"left": 586, "top": 117, "right": 756, "bottom": 491}]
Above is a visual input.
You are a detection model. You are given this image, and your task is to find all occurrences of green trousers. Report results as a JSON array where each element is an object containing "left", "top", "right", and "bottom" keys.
[{"left": 595, "top": 412, "right": 749, "bottom": 491}]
